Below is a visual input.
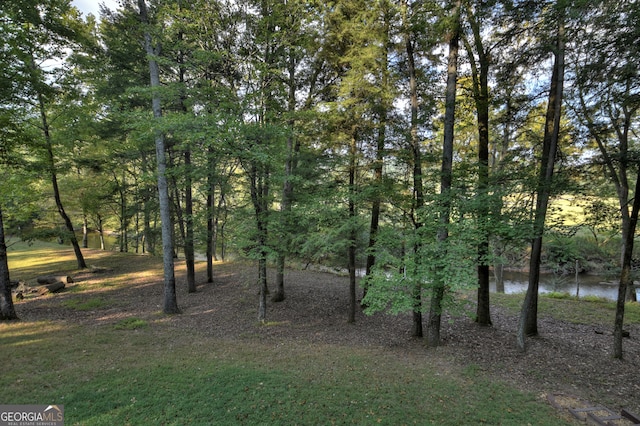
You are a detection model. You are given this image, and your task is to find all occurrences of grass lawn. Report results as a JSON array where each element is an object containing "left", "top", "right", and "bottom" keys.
[{"left": 1, "top": 241, "right": 577, "bottom": 425}]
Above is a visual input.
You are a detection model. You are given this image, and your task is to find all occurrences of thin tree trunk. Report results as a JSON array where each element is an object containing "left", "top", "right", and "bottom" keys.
[
  {"left": 494, "top": 263, "right": 505, "bottom": 293},
  {"left": 517, "top": 13, "right": 565, "bottom": 351},
  {"left": 273, "top": 51, "right": 300, "bottom": 303},
  {"left": 184, "top": 147, "right": 196, "bottom": 293},
  {"left": 97, "top": 214, "right": 105, "bottom": 250},
  {"left": 363, "top": 10, "right": 390, "bottom": 302},
  {"left": 82, "top": 215, "right": 89, "bottom": 249},
  {"left": 0, "top": 205, "right": 18, "bottom": 320},
  {"left": 138, "top": 0, "right": 179, "bottom": 314},
  {"left": 348, "top": 133, "right": 358, "bottom": 324},
  {"left": 42, "top": 109, "right": 87, "bottom": 269},
  {"left": 30, "top": 59, "right": 87, "bottom": 268},
  {"left": 613, "top": 166, "right": 640, "bottom": 358},
  {"left": 427, "top": 0, "right": 460, "bottom": 347},
  {"left": 206, "top": 170, "right": 215, "bottom": 283},
  {"left": 252, "top": 169, "right": 270, "bottom": 322},
  {"left": 403, "top": 0, "right": 423, "bottom": 337},
  {"left": 116, "top": 170, "right": 128, "bottom": 253}
]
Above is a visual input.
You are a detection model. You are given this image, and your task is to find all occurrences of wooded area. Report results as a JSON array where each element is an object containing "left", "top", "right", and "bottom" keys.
[{"left": 0, "top": 0, "right": 638, "bottom": 358}]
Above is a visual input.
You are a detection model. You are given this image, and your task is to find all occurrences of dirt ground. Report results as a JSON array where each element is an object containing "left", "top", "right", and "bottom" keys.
[{"left": 13, "top": 259, "right": 640, "bottom": 421}]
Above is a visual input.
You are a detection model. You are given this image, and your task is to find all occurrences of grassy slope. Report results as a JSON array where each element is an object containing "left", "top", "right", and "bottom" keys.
[{"left": 2, "top": 241, "right": 576, "bottom": 425}]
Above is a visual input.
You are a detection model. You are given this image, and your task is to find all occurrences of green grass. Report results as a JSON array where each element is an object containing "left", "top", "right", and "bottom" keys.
[
  {"left": 491, "top": 291, "right": 640, "bottom": 325},
  {"left": 61, "top": 298, "right": 107, "bottom": 311},
  {"left": 0, "top": 323, "right": 566, "bottom": 425},
  {"left": 113, "top": 317, "right": 148, "bottom": 330},
  {"left": 2, "top": 244, "right": 574, "bottom": 425}
]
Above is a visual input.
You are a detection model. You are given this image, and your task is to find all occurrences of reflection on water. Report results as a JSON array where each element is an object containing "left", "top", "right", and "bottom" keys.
[{"left": 492, "top": 271, "right": 640, "bottom": 301}]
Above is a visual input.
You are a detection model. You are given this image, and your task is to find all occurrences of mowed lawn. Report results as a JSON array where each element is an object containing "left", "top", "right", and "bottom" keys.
[{"left": 1, "top": 241, "right": 573, "bottom": 425}]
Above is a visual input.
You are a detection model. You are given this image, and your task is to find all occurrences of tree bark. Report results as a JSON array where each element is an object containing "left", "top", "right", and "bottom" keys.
[
  {"left": 613, "top": 167, "right": 640, "bottom": 358},
  {"left": 427, "top": 0, "right": 460, "bottom": 347},
  {"left": 184, "top": 147, "right": 196, "bottom": 293},
  {"left": 348, "top": 132, "right": 358, "bottom": 324},
  {"left": 403, "top": 0, "right": 423, "bottom": 337},
  {"left": 206, "top": 164, "right": 215, "bottom": 283},
  {"left": 0, "top": 206, "right": 18, "bottom": 320},
  {"left": 464, "top": 9, "right": 492, "bottom": 326},
  {"left": 251, "top": 166, "right": 270, "bottom": 322},
  {"left": 363, "top": 8, "right": 391, "bottom": 304},
  {"left": 31, "top": 55, "right": 87, "bottom": 270},
  {"left": 273, "top": 50, "right": 300, "bottom": 303},
  {"left": 517, "top": 12, "right": 565, "bottom": 351},
  {"left": 138, "top": 0, "right": 179, "bottom": 315}
]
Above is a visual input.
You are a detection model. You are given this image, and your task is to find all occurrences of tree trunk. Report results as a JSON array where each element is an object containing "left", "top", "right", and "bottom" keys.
[
  {"left": 403, "top": 1, "right": 423, "bottom": 337},
  {"left": 273, "top": 51, "right": 300, "bottom": 303},
  {"left": 184, "top": 147, "right": 196, "bottom": 293},
  {"left": 249, "top": 157, "right": 270, "bottom": 322},
  {"left": 33, "top": 80, "right": 86, "bottom": 268},
  {"left": 517, "top": 13, "right": 565, "bottom": 351},
  {"left": 138, "top": 0, "right": 179, "bottom": 315},
  {"left": 82, "top": 215, "right": 89, "bottom": 249},
  {"left": 258, "top": 248, "right": 268, "bottom": 323},
  {"left": 613, "top": 168, "right": 640, "bottom": 358},
  {"left": 427, "top": 0, "right": 460, "bottom": 347},
  {"left": 363, "top": 9, "right": 390, "bottom": 302},
  {"left": 464, "top": 11, "right": 492, "bottom": 326},
  {"left": 348, "top": 133, "right": 358, "bottom": 324},
  {"left": 206, "top": 170, "right": 215, "bottom": 283},
  {"left": 0, "top": 206, "right": 18, "bottom": 320},
  {"left": 116, "top": 170, "right": 128, "bottom": 253},
  {"left": 494, "top": 263, "right": 505, "bottom": 293}
]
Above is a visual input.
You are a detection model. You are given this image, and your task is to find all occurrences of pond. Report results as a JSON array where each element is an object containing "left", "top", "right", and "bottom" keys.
[{"left": 493, "top": 271, "right": 640, "bottom": 301}]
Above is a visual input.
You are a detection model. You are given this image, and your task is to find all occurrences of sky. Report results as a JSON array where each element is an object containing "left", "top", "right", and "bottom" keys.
[{"left": 71, "top": 0, "right": 119, "bottom": 19}]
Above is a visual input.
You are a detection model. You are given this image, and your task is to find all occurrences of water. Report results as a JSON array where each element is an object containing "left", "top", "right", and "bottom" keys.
[{"left": 493, "top": 271, "right": 639, "bottom": 301}]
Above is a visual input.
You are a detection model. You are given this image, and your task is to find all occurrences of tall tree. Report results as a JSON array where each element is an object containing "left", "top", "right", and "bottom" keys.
[
  {"left": 3, "top": 0, "right": 89, "bottom": 269},
  {"left": 427, "top": 0, "right": 461, "bottom": 347},
  {"left": 138, "top": 0, "right": 179, "bottom": 314},
  {"left": 403, "top": 0, "right": 425, "bottom": 337},
  {"left": 461, "top": 0, "right": 492, "bottom": 326},
  {"left": 363, "top": 0, "right": 396, "bottom": 299},
  {"left": 568, "top": 0, "right": 640, "bottom": 357},
  {"left": 517, "top": 5, "right": 565, "bottom": 350}
]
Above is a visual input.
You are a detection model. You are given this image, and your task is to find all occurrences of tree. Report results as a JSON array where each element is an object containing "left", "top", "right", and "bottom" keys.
[
  {"left": 517, "top": 4, "right": 566, "bottom": 351},
  {"left": 403, "top": 0, "right": 425, "bottom": 337},
  {"left": 460, "top": 0, "right": 494, "bottom": 326},
  {"left": 138, "top": 0, "right": 179, "bottom": 314},
  {"left": 427, "top": 0, "right": 461, "bottom": 347},
  {"left": 2, "top": 0, "right": 89, "bottom": 269},
  {"left": 570, "top": 0, "right": 639, "bottom": 303},
  {"left": 0, "top": 205, "right": 17, "bottom": 321},
  {"left": 568, "top": 0, "right": 640, "bottom": 357}
]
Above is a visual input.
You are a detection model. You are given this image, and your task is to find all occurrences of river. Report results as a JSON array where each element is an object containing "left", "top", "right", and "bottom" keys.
[{"left": 494, "top": 271, "right": 639, "bottom": 301}]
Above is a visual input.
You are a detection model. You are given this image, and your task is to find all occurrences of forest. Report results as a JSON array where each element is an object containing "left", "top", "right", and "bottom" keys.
[{"left": 0, "top": 0, "right": 639, "bottom": 361}]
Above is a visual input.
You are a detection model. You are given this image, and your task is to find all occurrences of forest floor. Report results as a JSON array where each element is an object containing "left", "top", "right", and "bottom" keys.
[{"left": 11, "top": 250, "right": 640, "bottom": 423}]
